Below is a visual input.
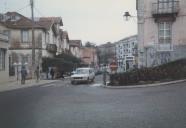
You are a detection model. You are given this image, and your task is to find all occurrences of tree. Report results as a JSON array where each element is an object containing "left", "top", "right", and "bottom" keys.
[
  {"left": 85, "top": 41, "right": 96, "bottom": 48},
  {"left": 42, "top": 53, "right": 82, "bottom": 75}
]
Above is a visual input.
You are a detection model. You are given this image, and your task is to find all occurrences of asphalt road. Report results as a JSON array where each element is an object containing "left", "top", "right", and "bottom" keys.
[{"left": 0, "top": 75, "right": 186, "bottom": 128}]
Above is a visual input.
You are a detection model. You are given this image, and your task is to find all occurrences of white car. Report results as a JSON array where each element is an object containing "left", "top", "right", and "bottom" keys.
[{"left": 71, "top": 68, "right": 95, "bottom": 84}]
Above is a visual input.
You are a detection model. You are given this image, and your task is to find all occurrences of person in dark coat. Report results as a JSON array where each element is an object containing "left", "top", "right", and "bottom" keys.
[
  {"left": 21, "top": 66, "right": 27, "bottom": 84},
  {"left": 35, "top": 66, "right": 40, "bottom": 82},
  {"left": 61, "top": 70, "right": 64, "bottom": 79},
  {"left": 50, "top": 68, "right": 54, "bottom": 80}
]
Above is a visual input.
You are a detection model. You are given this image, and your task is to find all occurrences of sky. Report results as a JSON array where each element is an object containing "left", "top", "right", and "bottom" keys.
[{"left": 0, "top": 0, "right": 137, "bottom": 45}]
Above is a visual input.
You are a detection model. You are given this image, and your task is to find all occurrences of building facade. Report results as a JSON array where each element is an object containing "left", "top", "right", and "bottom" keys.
[
  {"left": 0, "top": 12, "right": 63, "bottom": 78},
  {"left": 115, "top": 35, "right": 138, "bottom": 72},
  {"left": 0, "top": 32, "right": 9, "bottom": 83},
  {"left": 137, "top": 0, "right": 186, "bottom": 68},
  {"left": 97, "top": 42, "right": 116, "bottom": 65},
  {"left": 81, "top": 47, "right": 98, "bottom": 67},
  {"left": 69, "top": 40, "right": 82, "bottom": 58},
  {"left": 60, "top": 31, "right": 70, "bottom": 54}
]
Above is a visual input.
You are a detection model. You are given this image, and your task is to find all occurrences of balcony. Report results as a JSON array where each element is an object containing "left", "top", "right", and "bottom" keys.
[
  {"left": 152, "top": 1, "right": 179, "bottom": 21},
  {"left": 46, "top": 44, "right": 57, "bottom": 53}
]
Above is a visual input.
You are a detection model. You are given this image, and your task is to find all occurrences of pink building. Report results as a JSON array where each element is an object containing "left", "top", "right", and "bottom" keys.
[{"left": 81, "top": 47, "right": 98, "bottom": 67}]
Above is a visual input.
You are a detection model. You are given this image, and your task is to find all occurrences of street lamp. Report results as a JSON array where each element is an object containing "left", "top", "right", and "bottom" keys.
[{"left": 123, "top": 11, "right": 131, "bottom": 21}]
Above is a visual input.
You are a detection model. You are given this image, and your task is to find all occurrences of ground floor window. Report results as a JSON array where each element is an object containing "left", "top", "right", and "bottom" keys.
[{"left": 0, "top": 49, "right": 6, "bottom": 71}]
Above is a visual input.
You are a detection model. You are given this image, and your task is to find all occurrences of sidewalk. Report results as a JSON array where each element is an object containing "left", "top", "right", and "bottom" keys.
[{"left": 0, "top": 79, "right": 60, "bottom": 92}]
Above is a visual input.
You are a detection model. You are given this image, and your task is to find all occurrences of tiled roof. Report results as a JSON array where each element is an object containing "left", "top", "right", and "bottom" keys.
[
  {"left": 0, "top": 12, "right": 63, "bottom": 30},
  {"left": 98, "top": 42, "right": 115, "bottom": 48},
  {"left": 1, "top": 12, "right": 44, "bottom": 29},
  {"left": 69, "top": 40, "right": 82, "bottom": 47},
  {"left": 37, "top": 17, "right": 63, "bottom": 29}
]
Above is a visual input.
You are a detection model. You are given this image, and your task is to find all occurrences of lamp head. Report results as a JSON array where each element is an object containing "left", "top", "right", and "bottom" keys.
[{"left": 123, "top": 11, "right": 131, "bottom": 21}]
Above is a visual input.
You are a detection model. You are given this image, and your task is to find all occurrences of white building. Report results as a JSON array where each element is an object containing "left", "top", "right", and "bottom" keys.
[{"left": 115, "top": 35, "right": 138, "bottom": 72}]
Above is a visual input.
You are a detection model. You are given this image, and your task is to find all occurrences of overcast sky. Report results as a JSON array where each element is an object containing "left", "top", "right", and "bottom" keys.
[{"left": 0, "top": 0, "right": 137, "bottom": 45}]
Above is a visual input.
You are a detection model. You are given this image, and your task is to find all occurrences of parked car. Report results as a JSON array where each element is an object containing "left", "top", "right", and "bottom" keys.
[{"left": 70, "top": 68, "right": 95, "bottom": 84}]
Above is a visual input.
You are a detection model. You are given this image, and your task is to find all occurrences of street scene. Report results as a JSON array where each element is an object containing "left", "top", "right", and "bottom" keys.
[
  {"left": 1, "top": 0, "right": 186, "bottom": 127},
  {"left": 0, "top": 76, "right": 186, "bottom": 128}
]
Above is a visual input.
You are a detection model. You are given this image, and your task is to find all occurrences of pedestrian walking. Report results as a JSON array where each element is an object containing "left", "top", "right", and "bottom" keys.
[
  {"left": 61, "top": 70, "right": 64, "bottom": 79},
  {"left": 50, "top": 68, "right": 54, "bottom": 80},
  {"left": 21, "top": 66, "right": 27, "bottom": 84},
  {"left": 46, "top": 68, "right": 49, "bottom": 80},
  {"left": 35, "top": 66, "right": 40, "bottom": 82}
]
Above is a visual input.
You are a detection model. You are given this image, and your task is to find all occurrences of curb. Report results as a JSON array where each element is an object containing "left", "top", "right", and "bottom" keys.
[
  {"left": 0, "top": 80, "right": 60, "bottom": 92},
  {"left": 103, "top": 79, "right": 186, "bottom": 89}
]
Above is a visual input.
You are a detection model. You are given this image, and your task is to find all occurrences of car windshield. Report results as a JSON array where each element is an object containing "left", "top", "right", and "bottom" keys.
[{"left": 75, "top": 69, "right": 89, "bottom": 74}]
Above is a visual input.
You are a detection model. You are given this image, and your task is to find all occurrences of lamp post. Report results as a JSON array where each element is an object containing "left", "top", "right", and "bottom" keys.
[
  {"left": 103, "top": 45, "right": 107, "bottom": 86},
  {"left": 30, "top": 0, "right": 35, "bottom": 79},
  {"left": 103, "top": 63, "right": 106, "bottom": 86}
]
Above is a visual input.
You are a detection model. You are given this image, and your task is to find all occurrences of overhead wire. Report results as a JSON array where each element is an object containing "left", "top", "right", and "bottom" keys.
[{"left": 13, "top": 4, "right": 30, "bottom": 13}]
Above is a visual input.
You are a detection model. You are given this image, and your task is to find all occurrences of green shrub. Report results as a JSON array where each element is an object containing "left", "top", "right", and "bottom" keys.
[{"left": 110, "top": 59, "right": 186, "bottom": 86}]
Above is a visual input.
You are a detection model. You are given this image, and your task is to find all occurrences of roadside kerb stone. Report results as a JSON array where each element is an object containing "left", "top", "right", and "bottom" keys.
[
  {"left": 103, "top": 79, "right": 186, "bottom": 89},
  {"left": 0, "top": 80, "right": 60, "bottom": 92}
]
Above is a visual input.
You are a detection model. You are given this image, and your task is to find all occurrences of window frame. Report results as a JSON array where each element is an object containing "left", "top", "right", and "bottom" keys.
[
  {"left": 0, "top": 49, "right": 6, "bottom": 71},
  {"left": 21, "top": 30, "right": 29, "bottom": 43},
  {"left": 158, "top": 22, "right": 172, "bottom": 44}
]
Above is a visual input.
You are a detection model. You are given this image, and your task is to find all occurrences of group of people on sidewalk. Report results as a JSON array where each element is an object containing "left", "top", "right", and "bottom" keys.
[
  {"left": 20, "top": 66, "right": 64, "bottom": 85},
  {"left": 20, "top": 66, "right": 40, "bottom": 85}
]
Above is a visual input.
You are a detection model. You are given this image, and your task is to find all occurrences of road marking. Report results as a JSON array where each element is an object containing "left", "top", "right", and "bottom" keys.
[
  {"left": 90, "top": 83, "right": 103, "bottom": 87},
  {"left": 41, "top": 84, "right": 56, "bottom": 88}
]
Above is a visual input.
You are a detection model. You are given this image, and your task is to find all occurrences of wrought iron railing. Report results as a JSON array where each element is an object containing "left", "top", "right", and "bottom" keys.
[{"left": 152, "top": 1, "right": 179, "bottom": 15}]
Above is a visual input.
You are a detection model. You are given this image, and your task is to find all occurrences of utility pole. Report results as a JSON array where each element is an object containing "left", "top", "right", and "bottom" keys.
[
  {"left": 103, "top": 45, "right": 107, "bottom": 86},
  {"left": 30, "top": 0, "right": 35, "bottom": 79}
]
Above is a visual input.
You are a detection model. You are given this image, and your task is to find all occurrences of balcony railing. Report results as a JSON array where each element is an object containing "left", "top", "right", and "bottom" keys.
[
  {"left": 46, "top": 44, "right": 57, "bottom": 53},
  {"left": 152, "top": 1, "right": 179, "bottom": 17}
]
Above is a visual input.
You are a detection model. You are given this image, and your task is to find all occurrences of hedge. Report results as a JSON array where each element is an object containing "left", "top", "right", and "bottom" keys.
[{"left": 110, "top": 59, "right": 186, "bottom": 86}]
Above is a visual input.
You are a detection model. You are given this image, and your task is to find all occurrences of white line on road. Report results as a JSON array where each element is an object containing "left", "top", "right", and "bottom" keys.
[{"left": 41, "top": 84, "right": 56, "bottom": 88}]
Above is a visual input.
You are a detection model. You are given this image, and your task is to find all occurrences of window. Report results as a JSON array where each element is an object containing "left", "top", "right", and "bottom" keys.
[
  {"left": 0, "top": 49, "right": 6, "bottom": 71},
  {"left": 3, "top": 30, "right": 11, "bottom": 38},
  {"left": 21, "top": 30, "right": 29, "bottom": 43},
  {"left": 45, "top": 32, "right": 49, "bottom": 43},
  {"left": 158, "top": 22, "right": 172, "bottom": 44}
]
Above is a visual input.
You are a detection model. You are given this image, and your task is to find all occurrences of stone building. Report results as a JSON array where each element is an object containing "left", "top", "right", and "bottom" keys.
[{"left": 137, "top": 0, "right": 186, "bottom": 67}]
